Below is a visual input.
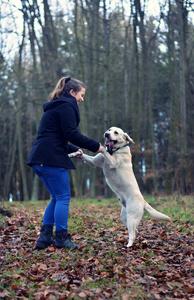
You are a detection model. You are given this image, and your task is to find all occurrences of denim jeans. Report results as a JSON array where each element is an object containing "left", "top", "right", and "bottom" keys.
[{"left": 32, "top": 165, "right": 70, "bottom": 231}]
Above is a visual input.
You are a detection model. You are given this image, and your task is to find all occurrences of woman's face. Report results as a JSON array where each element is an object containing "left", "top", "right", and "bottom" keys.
[{"left": 70, "top": 88, "right": 85, "bottom": 105}]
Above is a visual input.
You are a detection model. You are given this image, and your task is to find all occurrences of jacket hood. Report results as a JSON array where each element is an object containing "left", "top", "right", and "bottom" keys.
[{"left": 43, "top": 92, "right": 78, "bottom": 112}]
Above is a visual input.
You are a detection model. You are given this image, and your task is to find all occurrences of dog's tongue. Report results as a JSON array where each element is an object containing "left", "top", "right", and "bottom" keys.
[{"left": 108, "top": 141, "right": 114, "bottom": 148}]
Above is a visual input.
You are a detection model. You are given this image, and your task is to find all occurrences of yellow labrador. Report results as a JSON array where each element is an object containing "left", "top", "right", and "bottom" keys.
[{"left": 69, "top": 127, "right": 172, "bottom": 247}]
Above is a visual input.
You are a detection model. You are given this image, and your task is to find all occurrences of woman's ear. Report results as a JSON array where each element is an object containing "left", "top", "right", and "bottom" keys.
[{"left": 69, "top": 89, "right": 75, "bottom": 96}]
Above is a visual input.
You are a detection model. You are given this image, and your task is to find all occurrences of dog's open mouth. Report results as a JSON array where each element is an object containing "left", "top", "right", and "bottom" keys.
[{"left": 105, "top": 138, "right": 117, "bottom": 149}]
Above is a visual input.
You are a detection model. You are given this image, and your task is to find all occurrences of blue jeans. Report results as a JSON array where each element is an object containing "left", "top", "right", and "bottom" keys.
[{"left": 32, "top": 165, "right": 70, "bottom": 231}]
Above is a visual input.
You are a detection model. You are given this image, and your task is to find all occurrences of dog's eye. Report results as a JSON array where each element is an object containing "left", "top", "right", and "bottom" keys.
[{"left": 114, "top": 131, "right": 118, "bottom": 135}]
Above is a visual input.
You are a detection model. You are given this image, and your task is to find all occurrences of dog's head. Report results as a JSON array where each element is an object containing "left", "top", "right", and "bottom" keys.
[{"left": 104, "top": 127, "right": 134, "bottom": 153}]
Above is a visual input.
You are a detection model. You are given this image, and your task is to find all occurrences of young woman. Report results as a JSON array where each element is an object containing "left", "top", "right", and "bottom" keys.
[{"left": 27, "top": 77, "right": 103, "bottom": 249}]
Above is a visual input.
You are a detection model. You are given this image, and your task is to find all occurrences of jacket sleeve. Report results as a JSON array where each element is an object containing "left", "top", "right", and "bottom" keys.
[
  {"left": 59, "top": 104, "right": 100, "bottom": 152},
  {"left": 67, "top": 144, "right": 79, "bottom": 154}
]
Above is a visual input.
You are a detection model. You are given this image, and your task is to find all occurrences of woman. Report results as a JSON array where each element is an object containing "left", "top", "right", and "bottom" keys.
[{"left": 27, "top": 77, "right": 103, "bottom": 249}]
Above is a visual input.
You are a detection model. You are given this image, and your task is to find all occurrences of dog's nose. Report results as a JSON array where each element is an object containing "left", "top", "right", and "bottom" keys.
[{"left": 105, "top": 133, "right": 110, "bottom": 138}]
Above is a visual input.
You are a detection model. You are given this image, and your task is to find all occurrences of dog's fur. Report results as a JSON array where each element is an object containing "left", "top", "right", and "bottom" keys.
[{"left": 69, "top": 127, "right": 172, "bottom": 247}]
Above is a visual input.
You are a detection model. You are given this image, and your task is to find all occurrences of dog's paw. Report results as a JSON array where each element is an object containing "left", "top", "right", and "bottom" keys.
[
  {"left": 68, "top": 151, "right": 82, "bottom": 158},
  {"left": 127, "top": 240, "right": 134, "bottom": 247}
]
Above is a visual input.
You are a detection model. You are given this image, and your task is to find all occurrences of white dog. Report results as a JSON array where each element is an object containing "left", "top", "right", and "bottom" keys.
[{"left": 69, "top": 127, "right": 172, "bottom": 247}]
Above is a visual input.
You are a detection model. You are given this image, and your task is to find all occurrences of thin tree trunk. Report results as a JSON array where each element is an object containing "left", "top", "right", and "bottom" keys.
[
  {"left": 165, "top": 0, "right": 179, "bottom": 193},
  {"left": 3, "top": 122, "right": 17, "bottom": 200},
  {"left": 103, "top": 0, "right": 110, "bottom": 198}
]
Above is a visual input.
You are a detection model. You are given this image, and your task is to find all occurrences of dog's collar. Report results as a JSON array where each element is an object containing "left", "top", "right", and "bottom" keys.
[{"left": 106, "top": 143, "right": 130, "bottom": 155}]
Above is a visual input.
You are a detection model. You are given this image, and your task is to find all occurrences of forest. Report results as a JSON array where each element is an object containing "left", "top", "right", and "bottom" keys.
[{"left": 0, "top": 0, "right": 194, "bottom": 201}]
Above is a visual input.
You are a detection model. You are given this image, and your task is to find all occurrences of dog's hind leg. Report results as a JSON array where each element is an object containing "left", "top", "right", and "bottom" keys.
[
  {"left": 126, "top": 214, "right": 139, "bottom": 247},
  {"left": 121, "top": 208, "right": 138, "bottom": 246},
  {"left": 126, "top": 223, "right": 136, "bottom": 247},
  {"left": 120, "top": 206, "right": 127, "bottom": 227}
]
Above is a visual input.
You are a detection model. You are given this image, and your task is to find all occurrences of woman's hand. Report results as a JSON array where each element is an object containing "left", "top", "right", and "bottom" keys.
[{"left": 97, "top": 144, "right": 104, "bottom": 153}]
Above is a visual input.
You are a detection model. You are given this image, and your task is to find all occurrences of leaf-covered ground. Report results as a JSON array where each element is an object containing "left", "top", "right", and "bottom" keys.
[{"left": 0, "top": 197, "right": 193, "bottom": 299}]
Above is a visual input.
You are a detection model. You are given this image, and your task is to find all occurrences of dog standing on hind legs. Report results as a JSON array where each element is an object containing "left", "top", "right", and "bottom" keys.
[{"left": 70, "top": 127, "right": 172, "bottom": 247}]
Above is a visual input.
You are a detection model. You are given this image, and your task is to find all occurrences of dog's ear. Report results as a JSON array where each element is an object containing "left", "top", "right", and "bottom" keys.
[{"left": 124, "top": 133, "right": 135, "bottom": 145}]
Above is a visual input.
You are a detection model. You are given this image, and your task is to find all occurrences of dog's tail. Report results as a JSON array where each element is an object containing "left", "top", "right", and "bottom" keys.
[{"left": 144, "top": 201, "right": 172, "bottom": 223}]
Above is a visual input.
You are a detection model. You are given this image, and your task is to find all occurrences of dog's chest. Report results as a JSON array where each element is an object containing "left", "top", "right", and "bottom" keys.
[
  {"left": 102, "top": 162, "right": 123, "bottom": 190},
  {"left": 102, "top": 154, "right": 133, "bottom": 194},
  {"left": 103, "top": 152, "right": 131, "bottom": 170}
]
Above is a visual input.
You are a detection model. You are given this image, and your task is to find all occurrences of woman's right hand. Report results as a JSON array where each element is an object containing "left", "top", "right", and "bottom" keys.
[{"left": 97, "top": 144, "right": 104, "bottom": 153}]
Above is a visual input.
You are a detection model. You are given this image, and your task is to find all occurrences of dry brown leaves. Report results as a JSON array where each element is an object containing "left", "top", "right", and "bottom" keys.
[{"left": 0, "top": 203, "right": 193, "bottom": 299}]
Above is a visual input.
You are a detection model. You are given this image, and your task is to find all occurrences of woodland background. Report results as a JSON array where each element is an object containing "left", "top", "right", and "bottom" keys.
[{"left": 0, "top": 0, "right": 194, "bottom": 201}]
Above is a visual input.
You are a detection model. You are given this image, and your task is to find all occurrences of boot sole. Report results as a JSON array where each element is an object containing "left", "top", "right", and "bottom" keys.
[
  {"left": 55, "top": 243, "right": 80, "bottom": 250},
  {"left": 35, "top": 241, "right": 52, "bottom": 249}
]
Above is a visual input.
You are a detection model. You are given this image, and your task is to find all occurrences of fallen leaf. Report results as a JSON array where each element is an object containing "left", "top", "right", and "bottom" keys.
[
  {"left": 122, "top": 294, "right": 129, "bottom": 300},
  {"left": 79, "top": 291, "right": 87, "bottom": 298},
  {"left": 182, "top": 284, "right": 194, "bottom": 293},
  {"left": 0, "top": 290, "right": 11, "bottom": 297},
  {"left": 39, "top": 263, "right": 47, "bottom": 271}
]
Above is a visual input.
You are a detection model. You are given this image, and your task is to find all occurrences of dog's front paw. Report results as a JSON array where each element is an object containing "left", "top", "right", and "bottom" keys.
[{"left": 68, "top": 151, "right": 82, "bottom": 158}]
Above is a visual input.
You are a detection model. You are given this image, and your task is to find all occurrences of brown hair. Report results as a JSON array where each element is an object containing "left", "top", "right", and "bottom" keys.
[{"left": 49, "top": 77, "right": 86, "bottom": 101}]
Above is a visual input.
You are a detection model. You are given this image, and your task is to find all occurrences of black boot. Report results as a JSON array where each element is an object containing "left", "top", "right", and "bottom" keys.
[
  {"left": 55, "top": 230, "right": 79, "bottom": 249},
  {"left": 35, "top": 225, "right": 55, "bottom": 249}
]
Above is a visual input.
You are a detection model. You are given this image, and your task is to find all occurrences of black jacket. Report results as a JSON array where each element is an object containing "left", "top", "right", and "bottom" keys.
[{"left": 27, "top": 92, "right": 99, "bottom": 169}]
